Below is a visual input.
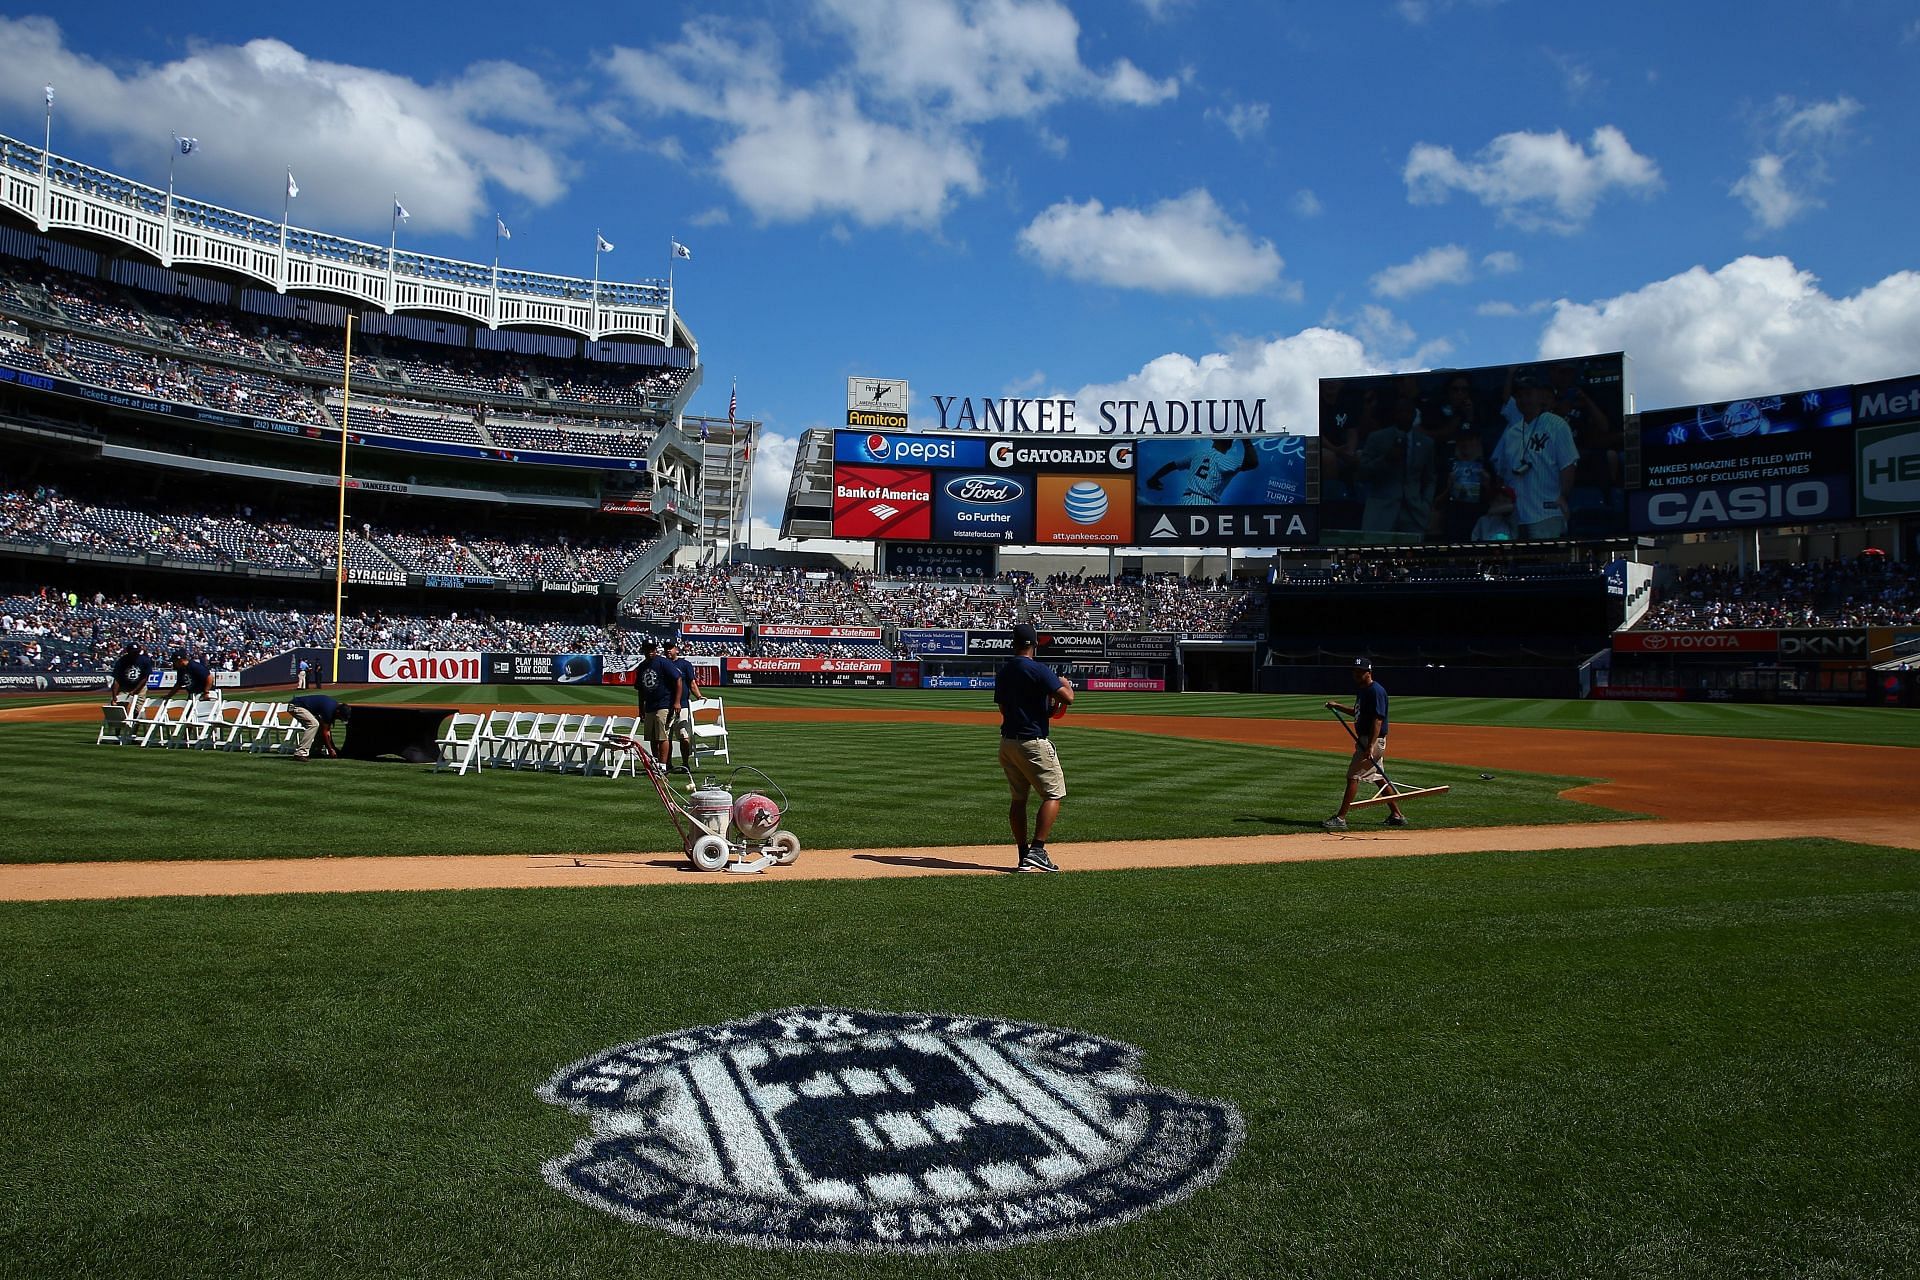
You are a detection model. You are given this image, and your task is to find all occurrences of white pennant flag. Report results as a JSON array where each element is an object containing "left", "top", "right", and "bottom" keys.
[
  {"left": 496, "top": 215, "right": 511, "bottom": 240},
  {"left": 394, "top": 198, "right": 410, "bottom": 224},
  {"left": 44, "top": 85, "right": 54, "bottom": 108},
  {"left": 175, "top": 136, "right": 199, "bottom": 156},
  {"left": 595, "top": 233, "right": 615, "bottom": 253},
  {"left": 672, "top": 240, "right": 692, "bottom": 260},
  {"left": 287, "top": 170, "right": 299, "bottom": 199}
]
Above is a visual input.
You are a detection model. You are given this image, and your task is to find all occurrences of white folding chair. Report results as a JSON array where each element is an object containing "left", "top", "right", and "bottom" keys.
[
  {"left": 205, "top": 701, "right": 250, "bottom": 750},
  {"left": 554, "top": 715, "right": 610, "bottom": 774},
  {"left": 540, "top": 714, "right": 587, "bottom": 772},
  {"left": 596, "top": 715, "right": 643, "bottom": 778},
  {"left": 517, "top": 712, "right": 564, "bottom": 770},
  {"left": 433, "top": 712, "right": 487, "bottom": 774},
  {"left": 494, "top": 710, "right": 540, "bottom": 768},
  {"left": 478, "top": 711, "right": 516, "bottom": 770},
  {"left": 688, "top": 696, "right": 731, "bottom": 765},
  {"left": 174, "top": 699, "right": 224, "bottom": 750},
  {"left": 133, "top": 701, "right": 181, "bottom": 748},
  {"left": 96, "top": 704, "right": 134, "bottom": 746},
  {"left": 230, "top": 701, "right": 273, "bottom": 751},
  {"left": 254, "top": 705, "right": 301, "bottom": 754}
]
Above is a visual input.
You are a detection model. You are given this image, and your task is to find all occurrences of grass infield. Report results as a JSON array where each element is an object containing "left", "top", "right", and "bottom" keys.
[
  {"left": 2, "top": 840, "right": 1916, "bottom": 1278},
  {"left": 0, "top": 715, "right": 1626, "bottom": 863}
]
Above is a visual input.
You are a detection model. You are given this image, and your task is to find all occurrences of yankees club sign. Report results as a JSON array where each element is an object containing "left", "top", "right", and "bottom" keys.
[{"left": 537, "top": 1007, "right": 1243, "bottom": 1253}]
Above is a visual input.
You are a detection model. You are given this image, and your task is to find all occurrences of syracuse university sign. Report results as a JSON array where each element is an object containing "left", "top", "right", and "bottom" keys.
[{"left": 538, "top": 1007, "right": 1243, "bottom": 1254}]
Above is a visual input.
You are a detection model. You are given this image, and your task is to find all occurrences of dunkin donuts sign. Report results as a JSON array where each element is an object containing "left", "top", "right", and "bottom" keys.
[{"left": 367, "top": 650, "right": 484, "bottom": 683}]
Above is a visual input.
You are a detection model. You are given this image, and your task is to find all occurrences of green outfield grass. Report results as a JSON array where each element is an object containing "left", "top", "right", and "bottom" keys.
[
  {"left": 3, "top": 840, "right": 1915, "bottom": 1278},
  {"left": 12, "top": 685, "right": 1920, "bottom": 745},
  {"left": 0, "top": 716, "right": 1627, "bottom": 864}
]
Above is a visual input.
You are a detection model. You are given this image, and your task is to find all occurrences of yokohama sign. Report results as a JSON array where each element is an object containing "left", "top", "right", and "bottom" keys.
[
  {"left": 1611, "top": 631, "right": 1777, "bottom": 654},
  {"left": 368, "top": 650, "right": 484, "bottom": 682}
]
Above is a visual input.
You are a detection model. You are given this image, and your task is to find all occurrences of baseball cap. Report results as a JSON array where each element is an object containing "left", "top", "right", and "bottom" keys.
[
  {"left": 1511, "top": 369, "right": 1544, "bottom": 389},
  {"left": 640, "top": 638, "right": 658, "bottom": 653},
  {"left": 1353, "top": 657, "right": 1373, "bottom": 672},
  {"left": 1011, "top": 622, "right": 1039, "bottom": 647},
  {"left": 663, "top": 637, "right": 680, "bottom": 648}
]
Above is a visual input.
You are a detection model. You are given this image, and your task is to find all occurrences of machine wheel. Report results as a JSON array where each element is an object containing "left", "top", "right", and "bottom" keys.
[
  {"left": 768, "top": 830, "right": 801, "bottom": 866},
  {"left": 689, "top": 834, "right": 732, "bottom": 872}
]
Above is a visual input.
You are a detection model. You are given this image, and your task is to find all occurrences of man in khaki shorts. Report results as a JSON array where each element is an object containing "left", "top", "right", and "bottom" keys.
[
  {"left": 635, "top": 638, "right": 683, "bottom": 767},
  {"left": 1323, "top": 657, "right": 1405, "bottom": 831},
  {"left": 994, "top": 622, "right": 1075, "bottom": 872}
]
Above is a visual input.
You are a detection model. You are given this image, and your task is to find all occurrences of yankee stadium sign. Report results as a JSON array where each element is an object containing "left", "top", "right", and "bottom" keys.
[
  {"left": 929, "top": 396, "right": 1270, "bottom": 435},
  {"left": 538, "top": 1007, "right": 1243, "bottom": 1254}
]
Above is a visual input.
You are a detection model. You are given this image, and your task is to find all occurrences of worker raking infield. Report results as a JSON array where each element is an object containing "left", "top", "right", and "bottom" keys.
[{"left": 1323, "top": 658, "right": 1449, "bottom": 831}]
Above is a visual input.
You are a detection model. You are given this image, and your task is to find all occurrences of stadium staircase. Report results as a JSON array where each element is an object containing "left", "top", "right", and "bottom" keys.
[{"left": 617, "top": 530, "right": 688, "bottom": 606}]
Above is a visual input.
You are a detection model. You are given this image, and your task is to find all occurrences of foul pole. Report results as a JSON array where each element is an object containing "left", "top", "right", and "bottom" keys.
[{"left": 331, "top": 315, "right": 355, "bottom": 682}]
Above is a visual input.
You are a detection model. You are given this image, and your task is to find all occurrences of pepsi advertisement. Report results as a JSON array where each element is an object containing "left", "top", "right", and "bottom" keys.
[
  {"left": 931, "top": 472, "right": 1034, "bottom": 542},
  {"left": 835, "top": 430, "right": 987, "bottom": 469}
]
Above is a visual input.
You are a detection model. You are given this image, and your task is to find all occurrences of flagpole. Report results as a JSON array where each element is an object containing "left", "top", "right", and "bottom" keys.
[
  {"left": 387, "top": 195, "right": 398, "bottom": 308},
  {"left": 332, "top": 314, "right": 355, "bottom": 683},
  {"left": 591, "top": 231, "right": 602, "bottom": 341},
  {"left": 165, "top": 139, "right": 176, "bottom": 263},
  {"left": 491, "top": 216, "right": 501, "bottom": 326},
  {"left": 279, "top": 167, "right": 292, "bottom": 290},
  {"left": 728, "top": 422, "right": 738, "bottom": 569},
  {"left": 38, "top": 86, "right": 52, "bottom": 232}
]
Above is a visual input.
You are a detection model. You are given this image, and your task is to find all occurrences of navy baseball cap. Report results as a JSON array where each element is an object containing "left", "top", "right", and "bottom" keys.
[
  {"left": 1353, "top": 657, "right": 1373, "bottom": 672},
  {"left": 640, "top": 638, "right": 658, "bottom": 653},
  {"left": 1012, "top": 622, "right": 1039, "bottom": 647}
]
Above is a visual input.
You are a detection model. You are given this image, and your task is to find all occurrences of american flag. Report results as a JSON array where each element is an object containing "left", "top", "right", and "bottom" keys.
[{"left": 728, "top": 381, "right": 737, "bottom": 423}]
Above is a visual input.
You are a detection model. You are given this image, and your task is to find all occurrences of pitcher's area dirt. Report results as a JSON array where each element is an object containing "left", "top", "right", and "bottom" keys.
[{"left": 4, "top": 706, "right": 1914, "bottom": 902}]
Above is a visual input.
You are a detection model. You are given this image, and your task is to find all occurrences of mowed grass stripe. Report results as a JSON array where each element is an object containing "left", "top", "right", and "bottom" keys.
[
  {"left": 0, "top": 719, "right": 1624, "bottom": 863},
  {"left": 1, "top": 840, "right": 1916, "bottom": 1277}
]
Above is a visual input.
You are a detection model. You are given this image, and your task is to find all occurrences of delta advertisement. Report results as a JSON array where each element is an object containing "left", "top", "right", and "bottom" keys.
[
  {"left": 1135, "top": 434, "right": 1316, "bottom": 547},
  {"left": 1632, "top": 384, "right": 1855, "bottom": 533}
]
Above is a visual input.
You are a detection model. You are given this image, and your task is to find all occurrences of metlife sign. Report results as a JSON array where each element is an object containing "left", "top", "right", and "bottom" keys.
[{"left": 834, "top": 430, "right": 985, "bottom": 469}]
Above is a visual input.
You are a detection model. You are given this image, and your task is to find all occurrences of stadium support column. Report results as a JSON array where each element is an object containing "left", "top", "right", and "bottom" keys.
[
  {"left": 37, "top": 87, "right": 51, "bottom": 232},
  {"left": 332, "top": 315, "right": 355, "bottom": 684}
]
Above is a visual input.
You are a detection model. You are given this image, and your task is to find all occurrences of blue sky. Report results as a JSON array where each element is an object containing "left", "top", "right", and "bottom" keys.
[{"left": 4, "top": 0, "right": 1919, "bottom": 544}]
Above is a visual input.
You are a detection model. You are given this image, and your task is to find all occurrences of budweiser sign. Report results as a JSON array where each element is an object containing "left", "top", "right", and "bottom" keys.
[
  {"left": 1612, "top": 631, "right": 1778, "bottom": 654},
  {"left": 368, "top": 650, "right": 484, "bottom": 683}
]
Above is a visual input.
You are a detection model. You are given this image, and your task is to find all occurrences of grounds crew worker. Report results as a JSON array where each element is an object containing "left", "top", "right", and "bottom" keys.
[
  {"left": 163, "top": 651, "right": 216, "bottom": 704},
  {"left": 287, "top": 694, "right": 350, "bottom": 760},
  {"left": 664, "top": 637, "right": 701, "bottom": 771},
  {"left": 107, "top": 643, "right": 154, "bottom": 712},
  {"left": 1324, "top": 657, "right": 1406, "bottom": 831},
  {"left": 995, "top": 621, "right": 1074, "bottom": 873},
  {"left": 636, "top": 638, "right": 683, "bottom": 768}
]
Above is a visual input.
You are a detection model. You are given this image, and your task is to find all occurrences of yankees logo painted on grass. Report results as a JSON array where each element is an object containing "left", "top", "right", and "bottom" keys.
[{"left": 537, "top": 1007, "right": 1243, "bottom": 1253}]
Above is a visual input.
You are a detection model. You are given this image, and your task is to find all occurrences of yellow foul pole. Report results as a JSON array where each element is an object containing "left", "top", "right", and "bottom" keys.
[{"left": 331, "top": 315, "right": 354, "bottom": 682}]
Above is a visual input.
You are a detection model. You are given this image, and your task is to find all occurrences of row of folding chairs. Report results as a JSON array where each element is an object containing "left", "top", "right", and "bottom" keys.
[
  {"left": 433, "top": 701, "right": 731, "bottom": 777},
  {"left": 97, "top": 698, "right": 306, "bottom": 754}
]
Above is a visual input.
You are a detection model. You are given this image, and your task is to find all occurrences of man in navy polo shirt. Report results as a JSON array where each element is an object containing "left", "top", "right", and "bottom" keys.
[
  {"left": 163, "top": 651, "right": 215, "bottom": 704},
  {"left": 108, "top": 643, "right": 155, "bottom": 712},
  {"left": 288, "top": 693, "right": 351, "bottom": 760},
  {"left": 664, "top": 637, "right": 702, "bottom": 771},
  {"left": 1324, "top": 657, "right": 1405, "bottom": 830},
  {"left": 994, "top": 622, "right": 1074, "bottom": 873},
  {"left": 635, "top": 638, "right": 683, "bottom": 768}
]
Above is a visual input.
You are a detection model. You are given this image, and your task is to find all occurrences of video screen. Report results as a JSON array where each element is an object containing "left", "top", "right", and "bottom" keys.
[
  {"left": 1631, "top": 384, "right": 1854, "bottom": 533},
  {"left": 1317, "top": 352, "right": 1628, "bottom": 544}
]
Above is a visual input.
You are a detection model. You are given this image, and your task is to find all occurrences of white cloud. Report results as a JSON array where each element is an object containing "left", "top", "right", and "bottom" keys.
[
  {"left": 1731, "top": 95, "right": 1860, "bottom": 231},
  {"left": 1017, "top": 189, "right": 1286, "bottom": 296},
  {"left": 1476, "top": 298, "right": 1548, "bottom": 318},
  {"left": 1404, "top": 125, "right": 1662, "bottom": 232},
  {"left": 2, "top": 16, "right": 571, "bottom": 235},
  {"left": 1539, "top": 255, "right": 1920, "bottom": 407},
  {"left": 1071, "top": 327, "right": 1383, "bottom": 436},
  {"left": 815, "top": 0, "right": 1176, "bottom": 122},
  {"left": 603, "top": 6, "right": 1173, "bottom": 231},
  {"left": 1206, "top": 100, "right": 1270, "bottom": 142},
  {"left": 1371, "top": 244, "right": 1473, "bottom": 298},
  {"left": 604, "top": 25, "right": 981, "bottom": 228},
  {"left": 1292, "top": 189, "right": 1323, "bottom": 218},
  {"left": 1482, "top": 249, "right": 1521, "bottom": 274}
]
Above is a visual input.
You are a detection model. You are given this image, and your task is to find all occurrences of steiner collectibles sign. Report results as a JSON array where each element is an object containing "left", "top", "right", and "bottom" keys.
[{"left": 537, "top": 1008, "right": 1242, "bottom": 1254}]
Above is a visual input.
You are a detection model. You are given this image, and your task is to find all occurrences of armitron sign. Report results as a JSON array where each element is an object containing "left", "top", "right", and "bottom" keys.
[{"left": 367, "top": 650, "right": 483, "bottom": 683}]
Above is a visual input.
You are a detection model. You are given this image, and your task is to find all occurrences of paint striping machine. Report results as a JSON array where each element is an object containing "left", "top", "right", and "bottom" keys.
[{"left": 625, "top": 741, "right": 801, "bottom": 874}]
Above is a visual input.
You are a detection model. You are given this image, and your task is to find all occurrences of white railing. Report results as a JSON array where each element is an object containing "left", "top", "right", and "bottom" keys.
[{"left": 0, "top": 135, "right": 685, "bottom": 346}]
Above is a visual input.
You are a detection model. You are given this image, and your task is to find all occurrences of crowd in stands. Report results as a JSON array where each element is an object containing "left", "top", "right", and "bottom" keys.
[
  {"left": 0, "top": 257, "right": 680, "bottom": 458},
  {"left": 1637, "top": 558, "right": 1920, "bottom": 629},
  {"left": 0, "top": 479, "right": 654, "bottom": 584}
]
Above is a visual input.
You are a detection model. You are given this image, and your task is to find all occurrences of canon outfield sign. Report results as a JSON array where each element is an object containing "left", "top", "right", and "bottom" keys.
[{"left": 367, "top": 650, "right": 483, "bottom": 683}]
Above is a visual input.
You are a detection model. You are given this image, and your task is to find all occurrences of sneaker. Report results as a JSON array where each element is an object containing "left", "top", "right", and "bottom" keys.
[
  {"left": 1385, "top": 814, "right": 1408, "bottom": 828},
  {"left": 1016, "top": 853, "right": 1049, "bottom": 874},
  {"left": 1321, "top": 816, "right": 1347, "bottom": 832},
  {"left": 1029, "top": 845, "right": 1060, "bottom": 872}
]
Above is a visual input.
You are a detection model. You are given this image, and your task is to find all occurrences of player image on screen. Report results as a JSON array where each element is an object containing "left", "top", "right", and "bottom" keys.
[{"left": 1144, "top": 439, "right": 1258, "bottom": 505}]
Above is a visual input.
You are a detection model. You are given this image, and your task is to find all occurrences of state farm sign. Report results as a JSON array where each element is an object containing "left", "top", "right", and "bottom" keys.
[
  {"left": 368, "top": 650, "right": 483, "bottom": 683},
  {"left": 1612, "top": 631, "right": 1778, "bottom": 655}
]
